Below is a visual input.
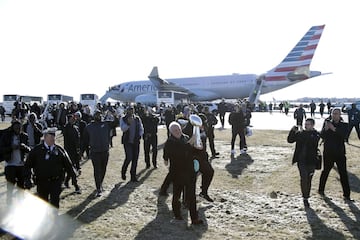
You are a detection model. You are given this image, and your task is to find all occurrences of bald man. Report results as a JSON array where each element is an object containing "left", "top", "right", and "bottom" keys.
[{"left": 162, "top": 121, "right": 203, "bottom": 225}]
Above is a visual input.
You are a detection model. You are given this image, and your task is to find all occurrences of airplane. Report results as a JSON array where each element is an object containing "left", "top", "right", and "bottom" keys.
[{"left": 100, "top": 25, "right": 327, "bottom": 104}]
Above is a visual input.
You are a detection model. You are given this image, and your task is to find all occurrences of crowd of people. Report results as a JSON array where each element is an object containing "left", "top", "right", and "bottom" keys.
[{"left": 0, "top": 97, "right": 359, "bottom": 226}]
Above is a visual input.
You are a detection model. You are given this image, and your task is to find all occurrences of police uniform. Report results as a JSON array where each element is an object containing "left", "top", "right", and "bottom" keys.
[{"left": 25, "top": 128, "right": 77, "bottom": 208}]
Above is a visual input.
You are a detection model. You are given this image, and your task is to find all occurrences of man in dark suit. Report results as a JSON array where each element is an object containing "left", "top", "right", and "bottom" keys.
[
  {"left": 318, "top": 108, "right": 353, "bottom": 201},
  {"left": 140, "top": 107, "right": 159, "bottom": 168},
  {"left": 163, "top": 121, "right": 203, "bottom": 225}
]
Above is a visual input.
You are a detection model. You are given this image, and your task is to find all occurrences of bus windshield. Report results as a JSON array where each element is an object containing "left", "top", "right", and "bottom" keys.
[
  {"left": 48, "top": 94, "right": 62, "bottom": 101},
  {"left": 81, "top": 94, "right": 96, "bottom": 100},
  {"left": 3, "top": 95, "right": 19, "bottom": 101}
]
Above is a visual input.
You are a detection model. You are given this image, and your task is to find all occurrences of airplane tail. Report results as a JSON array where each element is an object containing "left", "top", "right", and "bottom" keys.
[{"left": 265, "top": 25, "right": 325, "bottom": 82}]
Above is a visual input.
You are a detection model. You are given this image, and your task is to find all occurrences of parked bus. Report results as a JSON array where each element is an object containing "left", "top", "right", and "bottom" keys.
[
  {"left": 2, "top": 94, "right": 44, "bottom": 115},
  {"left": 80, "top": 93, "right": 98, "bottom": 114},
  {"left": 3, "top": 94, "right": 19, "bottom": 114},
  {"left": 47, "top": 94, "right": 73, "bottom": 105},
  {"left": 156, "top": 90, "right": 189, "bottom": 107}
]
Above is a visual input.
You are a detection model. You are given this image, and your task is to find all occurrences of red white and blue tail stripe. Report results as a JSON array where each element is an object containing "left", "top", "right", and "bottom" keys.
[{"left": 265, "top": 25, "right": 325, "bottom": 82}]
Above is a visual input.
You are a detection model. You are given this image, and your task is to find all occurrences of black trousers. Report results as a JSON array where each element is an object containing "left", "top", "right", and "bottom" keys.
[
  {"left": 219, "top": 113, "right": 225, "bottom": 127},
  {"left": 91, "top": 151, "right": 109, "bottom": 191},
  {"left": 297, "top": 162, "right": 315, "bottom": 199},
  {"left": 296, "top": 118, "right": 304, "bottom": 127},
  {"left": 347, "top": 122, "right": 360, "bottom": 140},
  {"left": 206, "top": 128, "right": 216, "bottom": 155},
  {"left": 37, "top": 179, "right": 62, "bottom": 208},
  {"left": 197, "top": 153, "right": 214, "bottom": 194},
  {"left": 231, "top": 129, "right": 246, "bottom": 150},
  {"left": 122, "top": 142, "right": 140, "bottom": 180},
  {"left": 5, "top": 166, "right": 25, "bottom": 203},
  {"left": 319, "top": 154, "right": 350, "bottom": 198},
  {"left": 172, "top": 178, "right": 197, "bottom": 221},
  {"left": 161, "top": 154, "right": 214, "bottom": 195},
  {"left": 144, "top": 134, "right": 158, "bottom": 167},
  {"left": 5, "top": 166, "right": 25, "bottom": 188}
]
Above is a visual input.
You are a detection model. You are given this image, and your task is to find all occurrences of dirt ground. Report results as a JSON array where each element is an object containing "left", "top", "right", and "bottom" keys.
[{"left": 1, "top": 119, "right": 360, "bottom": 239}]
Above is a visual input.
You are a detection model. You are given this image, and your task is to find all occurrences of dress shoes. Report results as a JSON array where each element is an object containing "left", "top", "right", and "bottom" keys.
[
  {"left": 199, "top": 192, "right": 214, "bottom": 202},
  {"left": 344, "top": 196, "right": 355, "bottom": 202}
]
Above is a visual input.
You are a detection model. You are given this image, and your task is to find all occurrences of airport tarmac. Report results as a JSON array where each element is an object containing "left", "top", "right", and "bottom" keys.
[
  {"left": 214, "top": 110, "right": 346, "bottom": 131},
  {"left": 0, "top": 108, "right": 347, "bottom": 132}
]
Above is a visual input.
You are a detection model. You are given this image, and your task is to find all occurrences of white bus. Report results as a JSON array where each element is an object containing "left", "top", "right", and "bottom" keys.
[
  {"left": 156, "top": 90, "right": 189, "bottom": 106},
  {"left": 2, "top": 94, "right": 19, "bottom": 115},
  {"left": 80, "top": 93, "right": 99, "bottom": 114},
  {"left": 47, "top": 94, "right": 73, "bottom": 105},
  {"left": 2, "top": 94, "right": 44, "bottom": 115}
]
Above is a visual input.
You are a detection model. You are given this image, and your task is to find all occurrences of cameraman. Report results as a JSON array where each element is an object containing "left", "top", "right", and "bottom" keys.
[{"left": 318, "top": 108, "right": 353, "bottom": 201}]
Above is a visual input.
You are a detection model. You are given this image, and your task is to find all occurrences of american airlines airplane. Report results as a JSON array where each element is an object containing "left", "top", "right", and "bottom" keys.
[{"left": 101, "top": 25, "right": 327, "bottom": 104}]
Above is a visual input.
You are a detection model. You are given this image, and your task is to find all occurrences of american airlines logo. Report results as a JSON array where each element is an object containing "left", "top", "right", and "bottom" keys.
[{"left": 128, "top": 84, "right": 156, "bottom": 92}]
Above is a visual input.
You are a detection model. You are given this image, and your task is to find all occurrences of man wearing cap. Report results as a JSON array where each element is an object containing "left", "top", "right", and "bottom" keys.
[
  {"left": 83, "top": 110, "right": 111, "bottom": 197},
  {"left": 24, "top": 128, "right": 79, "bottom": 208},
  {"left": 120, "top": 106, "right": 144, "bottom": 182}
]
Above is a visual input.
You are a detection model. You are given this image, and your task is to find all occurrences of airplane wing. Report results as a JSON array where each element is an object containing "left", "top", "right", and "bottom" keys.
[{"left": 148, "top": 67, "right": 195, "bottom": 96}]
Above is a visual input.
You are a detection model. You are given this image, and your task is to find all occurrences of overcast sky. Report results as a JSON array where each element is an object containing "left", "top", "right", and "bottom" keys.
[{"left": 0, "top": 0, "right": 358, "bottom": 102}]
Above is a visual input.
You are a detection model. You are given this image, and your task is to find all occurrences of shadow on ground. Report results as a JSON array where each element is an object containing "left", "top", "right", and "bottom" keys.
[{"left": 225, "top": 153, "right": 254, "bottom": 178}]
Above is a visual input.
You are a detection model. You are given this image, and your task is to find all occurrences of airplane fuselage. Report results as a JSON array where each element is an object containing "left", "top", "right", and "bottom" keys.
[{"left": 106, "top": 73, "right": 294, "bottom": 103}]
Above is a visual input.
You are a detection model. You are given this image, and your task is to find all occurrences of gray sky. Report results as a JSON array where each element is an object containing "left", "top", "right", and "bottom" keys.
[{"left": 0, "top": 0, "right": 358, "bottom": 102}]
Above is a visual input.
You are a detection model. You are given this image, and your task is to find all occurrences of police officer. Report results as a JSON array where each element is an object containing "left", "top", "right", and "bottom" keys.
[
  {"left": 141, "top": 107, "right": 159, "bottom": 169},
  {"left": 24, "top": 128, "right": 78, "bottom": 208}
]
